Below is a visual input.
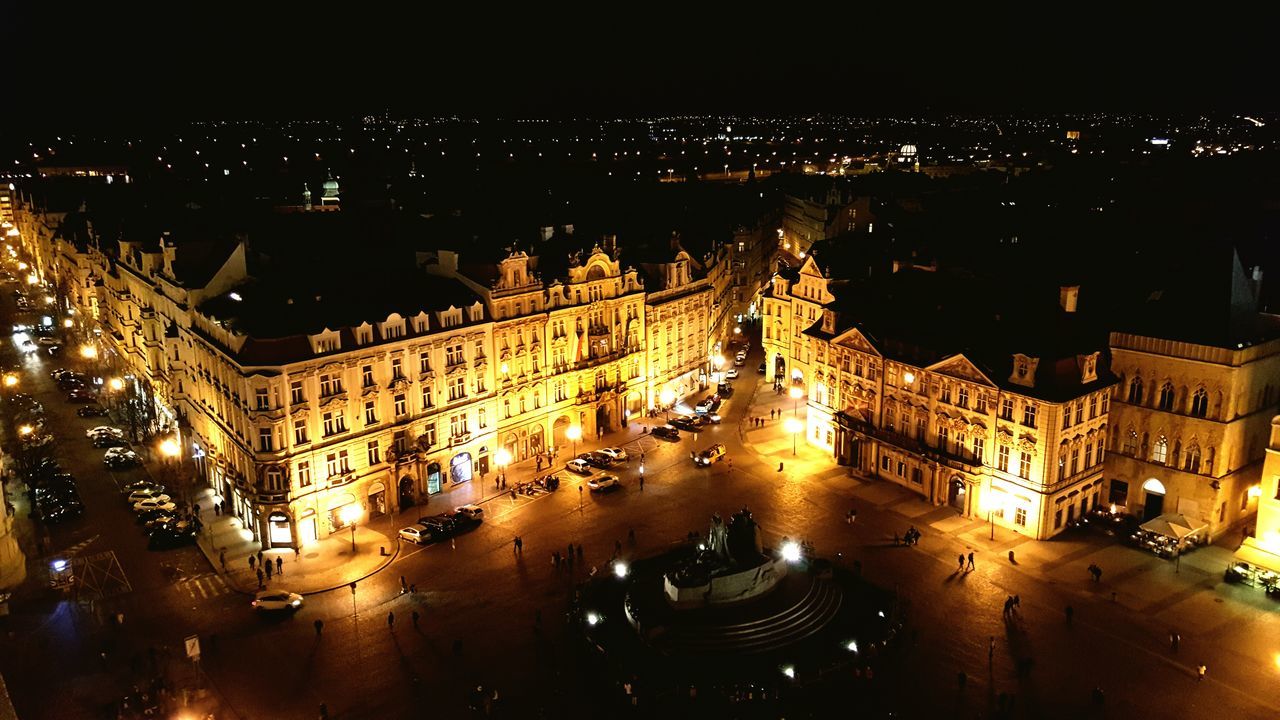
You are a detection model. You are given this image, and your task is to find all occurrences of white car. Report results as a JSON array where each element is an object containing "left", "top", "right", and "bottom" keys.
[
  {"left": 252, "top": 589, "right": 304, "bottom": 612},
  {"left": 398, "top": 524, "right": 432, "bottom": 544},
  {"left": 733, "top": 356, "right": 746, "bottom": 367},
  {"left": 735, "top": 351, "right": 747, "bottom": 362},
  {"left": 588, "top": 474, "right": 621, "bottom": 492},
  {"left": 597, "top": 447, "right": 628, "bottom": 462},
  {"left": 128, "top": 488, "right": 170, "bottom": 504},
  {"left": 454, "top": 504, "right": 485, "bottom": 522},
  {"left": 86, "top": 426, "right": 124, "bottom": 439},
  {"left": 565, "top": 458, "right": 592, "bottom": 474},
  {"left": 725, "top": 368, "right": 739, "bottom": 379},
  {"left": 133, "top": 498, "right": 177, "bottom": 514}
]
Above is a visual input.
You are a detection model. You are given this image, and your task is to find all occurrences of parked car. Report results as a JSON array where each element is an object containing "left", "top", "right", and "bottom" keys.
[
  {"left": 136, "top": 508, "right": 175, "bottom": 526},
  {"left": 703, "top": 412, "right": 722, "bottom": 424},
  {"left": 441, "top": 510, "right": 481, "bottom": 531},
  {"left": 692, "top": 443, "right": 728, "bottom": 466},
  {"left": 86, "top": 426, "right": 124, "bottom": 439},
  {"left": 121, "top": 480, "right": 164, "bottom": 496},
  {"left": 582, "top": 452, "right": 614, "bottom": 469},
  {"left": 418, "top": 514, "right": 458, "bottom": 539},
  {"left": 454, "top": 504, "right": 485, "bottom": 523},
  {"left": 588, "top": 474, "right": 622, "bottom": 492},
  {"left": 36, "top": 336, "right": 58, "bottom": 346},
  {"left": 717, "top": 383, "right": 735, "bottom": 397},
  {"left": 133, "top": 498, "right": 177, "bottom": 514},
  {"left": 252, "top": 589, "right": 304, "bottom": 612},
  {"left": 128, "top": 488, "right": 170, "bottom": 504},
  {"left": 148, "top": 523, "right": 197, "bottom": 550},
  {"left": 66, "top": 389, "right": 96, "bottom": 403},
  {"left": 733, "top": 356, "right": 746, "bottom": 367},
  {"left": 725, "top": 368, "right": 739, "bottom": 380},
  {"left": 399, "top": 524, "right": 432, "bottom": 544},
  {"left": 757, "top": 362, "right": 767, "bottom": 374},
  {"left": 38, "top": 499, "right": 84, "bottom": 523},
  {"left": 669, "top": 415, "right": 701, "bottom": 431},
  {"left": 695, "top": 396, "right": 722, "bottom": 414},
  {"left": 104, "top": 448, "right": 140, "bottom": 469},
  {"left": 651, "top": 424, "right": 680, "bottom": 440},
  {"left": 565, "top": 458, "right": 593, "bottom": 474},
  {"left": 76, "top": 405, "right": 109, "bottom": 417},
  {"left": 597, "top": 447, "right": 629, "bottom": 462}
]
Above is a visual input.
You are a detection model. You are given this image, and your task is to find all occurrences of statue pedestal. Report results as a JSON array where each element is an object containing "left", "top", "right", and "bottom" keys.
[{"left": 664, "top": 556, "right": 786, "bottom": 609}]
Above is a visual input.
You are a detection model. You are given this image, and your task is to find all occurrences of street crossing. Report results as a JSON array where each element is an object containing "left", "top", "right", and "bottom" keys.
[{"left": 175, "top": 571, "right": 232, "bottom": 601}]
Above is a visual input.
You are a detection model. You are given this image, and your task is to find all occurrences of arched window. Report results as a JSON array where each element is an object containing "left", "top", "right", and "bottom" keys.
[
  {"left": 1152, "top": 435, "right": 1168, "bottom": 464},
  {"left": 1184, "top": 445, "right": 1201, "bottom": 473},
  {"left": 1158, "top": 382, "right": 1174, "bottom": 411},
  {"left": 1123, "top": 427, "right": 1138, "bottom": 454},
  {"left": 1128, "top": 377, "right": 1144, "bottom": 405},
  {"left": 1190, "top": 388, "right": 1209, "bottom": 418}
]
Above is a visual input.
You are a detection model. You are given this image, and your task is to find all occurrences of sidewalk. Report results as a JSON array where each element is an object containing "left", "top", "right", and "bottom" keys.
[{"left": 191, "top": 487, "right": 398, "bottom": 596}]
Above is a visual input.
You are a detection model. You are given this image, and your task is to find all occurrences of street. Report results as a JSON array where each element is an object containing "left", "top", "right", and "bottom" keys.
[{"left": 2, "top": 312, "right": 1279, "bottom": 719}]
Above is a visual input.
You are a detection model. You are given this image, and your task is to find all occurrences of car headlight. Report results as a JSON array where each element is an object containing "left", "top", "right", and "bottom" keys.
[{"left": 291, "top": 599, "right": 302, "bottom": 607}]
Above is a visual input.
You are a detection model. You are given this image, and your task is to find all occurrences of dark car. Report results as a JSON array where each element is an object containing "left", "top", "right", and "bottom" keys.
[
  {"left": 91, "top": 434, "right": 128, "bottom": 448},
  {"left": 757, "top": 362, "right": 767, "bottom": 374},
  {"left": 38, "top": 499, "right": 84, "bottom": 523},
  {"left": 25, "top": 463, "right": 66, "bottom": 485},
  {"left": 136, "top": 508, "right": 175, "bottom": 526},
  {"left": 441, "top": 510, "right": 481, "bottom": 532},
  {"left": 56, "top": 376, "right": 86, "bottom": 390},
  {"left": 103, "top": 450, "right": 140, "bottom": 470},
  {"left": 417, "top": 515, "right": 457, "bottom": 540},
  {"left": 582, "top": 452, "right": 614, "bottom": 469},
  {"left": 77, "top": 405, "right": 109, "bottom": 417},
  {"left": 121, "top": 480, "right": 165, "bottom": 496},
  {"left": 669, "top": 415, "right": 702, "bottom": 432},
  {"left": 148, "top": 523, "right": 197, "bottom": 550},
  {"left": 717, "top": 383, "right": 735, "bottom": 397},
  {"left": 66, "top": 389, "right": 96, "bottom": 403},
  {"left": 651, "top": 424, "right": 680, "bottom": 440}
]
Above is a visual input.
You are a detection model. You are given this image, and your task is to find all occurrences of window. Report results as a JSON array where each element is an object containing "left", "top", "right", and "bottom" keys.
[
  {"left": 1014, "top": 507, "right": 1027, "bottom": 527},
  {"left": 1127, "top": 377, "right": 1143, "bottom": 405},
  {"left": 446, "top": 343, "right": 464, "bottom": 367},
  {"left": 915, "top": 414, "right": 927, "bottom": 441},
  {"left": 293, "top": 419, "right": 309, "bottom": 445},
  {"left": 419, "top": 353, "right": 431, "bottom": 374},
  {"left": 1158, "top": 382, "right": 1174, "bottom": 411},
  {"left": 394, "top": 393, "right": 407, "bottom": 417},
  {"left": 896, "top": 461, "right": 905, "bottom": 477},
  {"left": 365, "top": 400, "right": 378, "bottom": 426},
  {"left": 1097, "top": 436, "right": 1106, "bottom": 463},
  {"left": 938, "top": 425, "right": 949, "bottom": 452},
  {"left": 1055, "top": 508, "right": 1063, "bottom": 529},
  {"left": 854, "top": 357, "right": 865, "bottom": 377},
  {"left": 449, "top": 376, "right": 467, "bottom": 402},
  {"left": 391, "top": 358, "right": 403, "bottom": 379},
  {"left": 1022, "top": 403, "right": 1037, "bottom": 428},
  {"left": 1074, "top": 402, "right": 1083, "bottom": 425},
  {"left": 322, "top": 411, "right": 346, "bottom": 436},
  {"left": 325, "top": 452, "right": 340, "bottom": 478},
  {"left": 1018, "top": 451, "right": 1031, "bottom": 479},
  {"left": 367, "top": 440, "right": 381, "bottom": 466},
  {"left": 975, "top": 394, "right": 988, "bottom": 414},
  {"left": 1070, "top": 446, "right": 1079, "bottom": 475},
  {"left": 1123, "top": 428, "right": 1137, "bottom": 454},
  {"left": 421, "top": 385, "right": 434, "bottom": 410},
  {"left": 297, "top": 461, "right": 311, "bottom": 488},
  {"left": 1062, "top": 404, "right": 1072, "bottom": 429},
  {"left": 1084, "top": 441, "right": 1093, "bottom": 468},
  {"left": 957, "top": 386, "right": 969, "bottom": 409},
  {"left": 476, "top": 374, "right": 486, "bottom": 393},
  {"left": 264, "top": 467, "right": 285, "bottom": 491},
  {"left": 1152, "top": 435, "right": 1168, "bottom": 464},
  {"left": 1184, "top": 445, "right": 1201, "bottom": 473},
  {"left": 320, "top": 373, "right": 342, "bottom": 397},
  {"left": 255, "top": 388, "right": 269, "bottom": 410},
  {"left": 423, "top": 423, "right": 436, "bottom": 447},
  {"left": 1190, "top": 388, "right": 1208, "bottom": 418},
  {"left": 940, "top": 383, "right": 952, "bottom": 404},
  {"left": 258, "top": 427, "right": 273, "bottom": 452},
  {"left": 290, "top": 381, "right": 304, "bottom": 405},
  {"left": 972, "top": 436, "right": 985, "bottom": 463},
  {"left": 998, "top": 445, "right": 1010, "bottom": 472},
  {"left": 1101, "top": 391, "right": 1110, "bottom": 414},
  {"left": 361, "top": 365, "right": 374, "bottom": 388},
  {"left": 1000, "top": 397, "right": 1014, "bottom": 421},
  {"left": 881, "top": 455, "right": 891, "bottom": 471},
  {"left": 478, "top": 408, "right": 487, "bottom": 429},
  {"left": 474, "top": 340, "right": 485, "bottom": 360},
  {"left": 1089, "top": 395, "right": 1098, "bottom": 419},
  {"left": 450, "top": 413, "right": 469, "bottom": 438},
  {"left": 885, "top": 406, "right": 896, "bottom": 433},
  {"left": 886, "top": 364, "right": 898, "bottom": 387}
]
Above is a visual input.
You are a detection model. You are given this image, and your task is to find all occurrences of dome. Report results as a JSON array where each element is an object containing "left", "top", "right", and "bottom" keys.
[
  {"left": 321, "top": 177, "right": 340, "bottom": 197},
  {"left": 899, "top": 144, "right": 918, "bottom": 156}
]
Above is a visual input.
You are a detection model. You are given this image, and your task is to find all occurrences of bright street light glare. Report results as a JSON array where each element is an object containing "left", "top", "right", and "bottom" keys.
[{"left": 780, "top": 541, "right": 801, "bottom": 562}]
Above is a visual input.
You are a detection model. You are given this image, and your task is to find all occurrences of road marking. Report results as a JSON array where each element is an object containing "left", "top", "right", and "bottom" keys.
[{"left": 177, "top": 572, "right": 230, "bottom": 600}]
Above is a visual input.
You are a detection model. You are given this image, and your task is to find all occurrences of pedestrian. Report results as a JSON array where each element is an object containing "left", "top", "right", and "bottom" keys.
[
  {"left": 314, "top": 619, "right": 324, "bottom": 636},
  {"left": 248, "top": 555, "right": 256, "bottom": 571},
  {"left": 639, "top": 474, "right": 645, "bottom": 490},
  {"left": 552, "top": 551, "right": 560, "bottom": 568},
  {"left": 1170, "top": 631, "right": 1180, "bottom": 652},
  {"left": 256, "top": 568, "right": 264, "bottom": 588},
  {"left": 409, "top": 583, "right": 416, "bottom": 594},
  {"left": 1013, "top": 594, "right": 1021, "bottom": 609},
  {"left": 496, "top": 476, "right": 501, "bottom": 491},
  {"left": 514, "top": 536, "right": 523, "bottom": 553},
  {"left": 1196, "top": 663, "right": 1206, "bottom": 682},
  {"left": 257, "top": 550, "right": 264, "bottom": 566},
  {"left": 988, "top": 636, "right": 995, "bottom": 663},
  {"left": 536, "top": 456, "right": 542, "bottom": 472},
  {"left": 958, "top": 554, "right": 965, "bottom": 572},
  {"left": 567, "top": 543, "right": 574, "bottom": 561},
  {"left": 400, "top": 576, "right": 409, "bottom": 594},
  {"left": 264, "top": 561, "right": 273, "bottom": 580},
  {"left": 387, "top": 612, "right": 395, "bottom": 630},
  {"left": 412, "top": 610, "right": 420, "bottom": 628},
  {"left": 1066, "top": 605, "right": 1074, "bottom": 624},
  {"left": 967, "top": 552, "right": 975, "bottom": 571},
  {"left": 770, "top": 408, "right": 775, "bottom": 420},
  {"left": 219, "top": 549, "right": 226, "bottom": 572},
  {"left": 294, "top": 546, "right": 300, "bottom": 560},
  {"left": 275, "top": 556, "right": 283, "bottom": 576}
]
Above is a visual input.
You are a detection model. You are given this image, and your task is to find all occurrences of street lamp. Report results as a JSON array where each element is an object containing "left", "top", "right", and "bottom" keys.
[
  {"left": 79, "top": 343, "right": 97, "bottom": 360},
  {"left": 495, "top": 448, "right": 512, "bottom": 485},
  {"left": 566, "top": 425, "right": 582, "bottom": 459},
  {"left": 62, "top": 318, "right": 73, "bottom": 329},
  {"left": 340, "top": 503, "right": 362, "bottom": 552},
  {"left": 18, "top": 424, "right": 33, "bottom": 436},
  {"left": 108, "top": 377, "right": 124, "bottom": 392},
  {"left": 3, "top": 373, "right": 17, "bottom": 388},
  {"left": 659, "top": 388, "right": 675, "bottom": 421},
  {"left": 789, "top": 385, "right": 803, "bottom": 416},
  {"left": 785, "top": 417, "right": 802, "bottom": 456}
]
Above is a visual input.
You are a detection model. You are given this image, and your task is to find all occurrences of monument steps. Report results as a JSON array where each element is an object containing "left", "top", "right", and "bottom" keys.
[{"left": 661, "top": 577, "right": 842, "bottom": 655}]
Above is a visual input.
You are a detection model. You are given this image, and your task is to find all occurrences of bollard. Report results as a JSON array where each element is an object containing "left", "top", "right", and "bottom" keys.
[{"left": 1008, "top": 550, "right": 1015, "bottom": 563}]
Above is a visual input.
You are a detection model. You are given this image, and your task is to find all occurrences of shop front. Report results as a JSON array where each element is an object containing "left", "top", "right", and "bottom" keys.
[
  {"left": 327, "top": 493, "right": 358, "bottom": 535},
  {"left": 297, "top": 509, "right": 318, "bottom": 545},
  {"left": 450, "top": 452, "right": 472, "bottom": 484},
  {"left": 426, "top": 462, "right": 443, "bottom": 495},
  {"left": 268, "top": 510, "right": 293, "bottom": 547},
  {"left": 368, "top": 482, "right": 388, "bottom": 517},
  {"left": 1226, "top": 537, "right": 1280, "bottom": 594}
]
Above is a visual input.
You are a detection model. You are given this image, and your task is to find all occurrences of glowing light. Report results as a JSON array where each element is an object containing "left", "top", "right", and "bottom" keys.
[
  {"left": 903, "top": 371, "right": 915, "bottom": 384},
  {"left": 18, "top": 425, "right": 33, "bottom": 436},
  {"left": 1248, "top": 485, "right": 1262, "bottom": 499},
  {"left": 780, "top": 540, "right": 802, "bottom": 563},
  {"left": 79, "top": 344, "right": 98, "bottom": 359},
  {"left": 339, "top": 503, "right": 362, "bottom": 526},
  {"left": 566, "top": 425, "right": 582, "bottom": 442},
  {"left": 500, "top": 362, "right": 509, "bottom": 374},
  {"left": 62, "top": 319, "right": 73, "bottom": 328},
  {"left": 2, "top": 374, "right": 17, "bottom": 387},
  {"left": 613, "top": 561, "right": 628, "bottom": 578},
  {"left": 846, "top": 640, "right": 858, "bottom": 652},
  {"left": 780, "top": 665, "right": 796, "bottom": 679},
  {"left": 789, "top": 386, "right": 803, "bottom": 400},
  {"left": 108, "top": 377, "right": 124, "bottom": 391},
  {"left": 585, "top": 611, "right": 601, "bottom": 626},
  {"left": 159, "top": 438, "right": 181, "bottom": 458},
  {"left": 51, "top": 559, "right": 67, "bottom": 572},
  {"left": 659, "top": 388, "right": 676, "bottom": 407},
  {"left": 494, "top": 449, "right": 512, "bottom": 467},
  {"left": 26, "top": 274, "right": 38, "bottom": 285}
]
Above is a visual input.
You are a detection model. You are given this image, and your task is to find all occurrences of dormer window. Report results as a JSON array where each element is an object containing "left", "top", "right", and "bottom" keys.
[
  {"left": 1016, "top": 360, "right": 1028, "bottom": 378},
  {"left": 1009, "top": 354, "right": 1039, "bottom": 388}
]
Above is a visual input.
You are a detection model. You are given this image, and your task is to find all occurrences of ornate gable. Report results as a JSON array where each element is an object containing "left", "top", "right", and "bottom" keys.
[
  {"left": 927, "top": 354, "right": 995, "bottom": 387},
  {"left": 833, "top": 327, "right": 881, "bottom": 356}
]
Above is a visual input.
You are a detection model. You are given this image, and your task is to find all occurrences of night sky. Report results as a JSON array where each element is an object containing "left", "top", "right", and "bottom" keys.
[{"left": 2, "top": 6, "right": 1276, "bottom": 125}]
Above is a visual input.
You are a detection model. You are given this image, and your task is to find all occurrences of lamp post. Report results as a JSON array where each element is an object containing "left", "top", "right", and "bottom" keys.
[
  {"left": 159, "top": 437, "right": 182, "bottom": 506},
  {"left": 495, "top": 448, "right": 512, "bottom": 486},
  {"left": 340, "top": 503, "right": 362, "bottom": 553},
  {"left": 785, "top": 417, "right": 802, "bottom": 456},
  {"left": 789, "top": 385, "right": 803, "bottom": 416},
  {"left": 79, "top": 343, "right": 97, "bottom": 361},
  {"left": 659, "top": 389, "right": 675, "bottom": 422},
  {"left": 566, "top": 425, "right": 582, "bottom": 460}
]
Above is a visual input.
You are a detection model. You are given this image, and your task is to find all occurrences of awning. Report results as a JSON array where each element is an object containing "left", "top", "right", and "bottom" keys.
[
  {"left": 1233, "top": 539, "right": 1280, "bottom": 574},
  {"left": 1139, "top": 513, "right": 1207, "bottom": 541}
]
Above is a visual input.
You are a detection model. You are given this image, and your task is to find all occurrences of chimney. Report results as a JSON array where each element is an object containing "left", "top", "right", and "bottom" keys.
[
  {"left": 539, "top": 226, "right": 554, "bottom": 242},
  {"left": 1059, "top": 285, "right": 1079, "bottom": 313}
]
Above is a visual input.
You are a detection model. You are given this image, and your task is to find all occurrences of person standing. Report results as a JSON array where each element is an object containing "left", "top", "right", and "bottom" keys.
[
  {"left": 314, "top": 619, "right": 324, "bottom": 637},
  {"left": 967, "top": 552, "right": 975, "bottom": 571},
  {"left": 1197, "top": 663, "right": 1206, "bottom": 682},
  {"left": 400, "top": 576, "right": 409, "bottom": 594},
  {"left": 957, "top": 554, "right": 965, "bottom": 572},
  {"left": 275, "top": 556, "right": 283, "bottom": 576},
  {"left": 412, "top": 610, "right": 420, "bottom": 629},
  {"left": 387, "top": 612, "right": 395, "bottom": 631},
  {"left": 264, "top": 561, "right": 273, "bottom": 581},
  {"left": 219, "top": 549, "right": 226, "bottom": 572},
  {"left": 248, "top": 555, "right": 256, "bottom": 572},
  {"left": 255, "top": 568, "right": 264, "bottom": 589}
]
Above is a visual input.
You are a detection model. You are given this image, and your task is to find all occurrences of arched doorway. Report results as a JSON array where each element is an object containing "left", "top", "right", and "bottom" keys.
[
  {"left": 368, "top": 482, "right": 387, "bottom": 517},
  {"left": 450, "top": 452, "right": 473, "bottom": 484},
  {"left": 552, "top": 416, "right": 571, "bottom": 454},
  {"left": 1141, "top": 478, "right": 1166, "bottom": 521},
  {"left": 948, "top": 476, "right": 967, "bottom": 512},
  {"left": 596, "top": 404, "right": 611, "bottom": 435},
  {"left": 530, "top": 427, "right": 545, "bottom": 457},
  {"left": 398, "top": 476, "right": 416, "bottom": 510},
  {"left": 268, "top": 511, "right": 293, "bottom": 547},
  {"left": 504, "top": 433, "right": 519, "bottom": 463},
  {"left": 774, "top": 353, "right": 786, "bottom": 379}
]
